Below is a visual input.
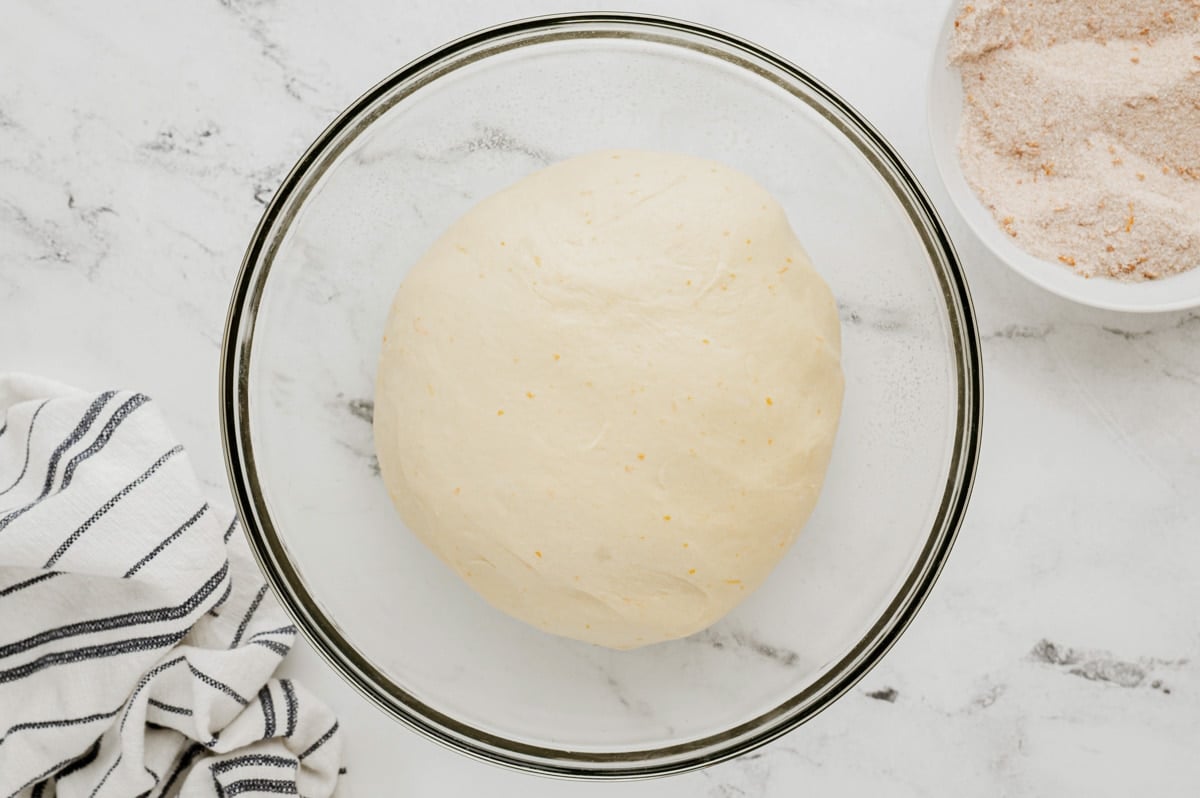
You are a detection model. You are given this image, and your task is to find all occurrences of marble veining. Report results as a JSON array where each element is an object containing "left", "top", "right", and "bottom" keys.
[
  {"left": 864, "top": 687, "right": 899, "bottom": 703},
  {"left": 449, "top": 125, "right": 555, "bottom": 165},
  {"left": 599, "top": 671, "right": 656, "bottom": 719},
  {"left": 690, "top": 627, "right": 803, "bottom": 669},
  {"left": 251, "top": 164, "right": 289, "bottom": 206},
  {"left": 345, "top": 397, "right": 374, "bottom": 424},
  {"left": 1031, "top": 639, "right": 1184, "bottom": 693},
  {"left": 983, "top": 323, "right": 1053, "bottom": 341},
  {"left": 838, "top": 300, "right": 912, "bottom": 333},
  {"left": 216, "top": 0, "right": 328, "bottom": 109},
  {"left": 1101, "top": 326, "right": 1153, "bottom": 342},
  {"left": 351, "top": 124, "right": 556, "bottom": 173},
  {"left": 334, "top": 395, "right": 379, "bottom": 475}
]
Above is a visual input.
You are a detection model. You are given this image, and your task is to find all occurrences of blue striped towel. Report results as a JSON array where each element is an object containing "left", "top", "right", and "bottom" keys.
[{"left": 0, "top": 375, "right": 342, "bottom": 797}]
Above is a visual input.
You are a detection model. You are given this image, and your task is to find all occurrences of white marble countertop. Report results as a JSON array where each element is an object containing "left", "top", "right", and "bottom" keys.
[{"left": 2, "top": 0, "right": 1198, "bottom": 794}]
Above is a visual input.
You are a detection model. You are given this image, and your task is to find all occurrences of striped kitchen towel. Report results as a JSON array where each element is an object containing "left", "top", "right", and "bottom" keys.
[{"left": 0, "top": 374, "right": 343, "bottom": 797}]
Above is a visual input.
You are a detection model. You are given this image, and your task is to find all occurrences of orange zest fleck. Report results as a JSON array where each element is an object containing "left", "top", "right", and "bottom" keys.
[
  {"left": 534, "top": 550, "right": 543, "bottom": 558},
  {"left": 526, "top": 391, "right": 535, "bottom": 399},
  {"left": 496, "top": 409, "right": 505, "bottom": 416},
  {"left": 552, "top": 353, "right": 561, "bottom": 361},
  {"left": 688, "top": 568, "right": 696, "bottom": 575},
  {"left": 637, "top": 453, "right": 646, "bottom": 461},
  {"left": 663, "top": 515, "right": 672, "bottom": 521},
  {"left": 765, "top": 396, "right": 774, "bottom": 406},
  {"left": 453, "top": 487, "right": 461, "bottom": 495}
]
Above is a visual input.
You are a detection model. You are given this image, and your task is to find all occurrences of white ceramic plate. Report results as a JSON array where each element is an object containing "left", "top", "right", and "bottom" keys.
[{"left": 927, "top": 2, "right": 1200, "bottom": 313}]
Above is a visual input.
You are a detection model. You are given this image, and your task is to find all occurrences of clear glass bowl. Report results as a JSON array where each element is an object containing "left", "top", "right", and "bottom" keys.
[{"left": 221, "top": 13, "right": 982, "bottom": 779}]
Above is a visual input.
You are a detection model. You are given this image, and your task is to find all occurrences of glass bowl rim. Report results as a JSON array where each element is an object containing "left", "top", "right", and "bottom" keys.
[{"left": 220, "top": 11, "right": 984, "bottom": 780}]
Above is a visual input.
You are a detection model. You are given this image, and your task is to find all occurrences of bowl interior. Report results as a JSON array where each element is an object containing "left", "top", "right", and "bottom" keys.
[
  {"left": 927, "top": 4, "right": 1200, "bottom": 312},
  {"left": 230, "top": 16, "right": 977, "bottom": 774}
]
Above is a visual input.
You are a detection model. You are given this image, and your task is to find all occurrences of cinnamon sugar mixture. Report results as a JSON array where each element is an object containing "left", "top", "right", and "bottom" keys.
[{"left": 951, "top": 0, "right": 1200, "bottom": 281}]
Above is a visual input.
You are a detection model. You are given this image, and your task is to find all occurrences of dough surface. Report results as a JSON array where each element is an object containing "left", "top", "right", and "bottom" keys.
[{"left": 374, "top": 150, "right": 843, "bottom": 649}]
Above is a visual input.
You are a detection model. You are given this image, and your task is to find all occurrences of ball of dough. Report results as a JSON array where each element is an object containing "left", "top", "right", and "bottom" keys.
[{"left": 374, "top": 150, "right": 843, "bottom": 650}]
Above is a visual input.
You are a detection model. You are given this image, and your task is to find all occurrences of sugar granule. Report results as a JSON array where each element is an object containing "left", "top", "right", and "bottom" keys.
[{"left": 952, "top": 0, "right": 1200, "bottom": 282}]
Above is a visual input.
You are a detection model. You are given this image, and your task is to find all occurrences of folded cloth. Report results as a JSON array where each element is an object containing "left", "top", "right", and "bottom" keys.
[{"left": 0, "top": 374, "right": 342, "bottom": 797}]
